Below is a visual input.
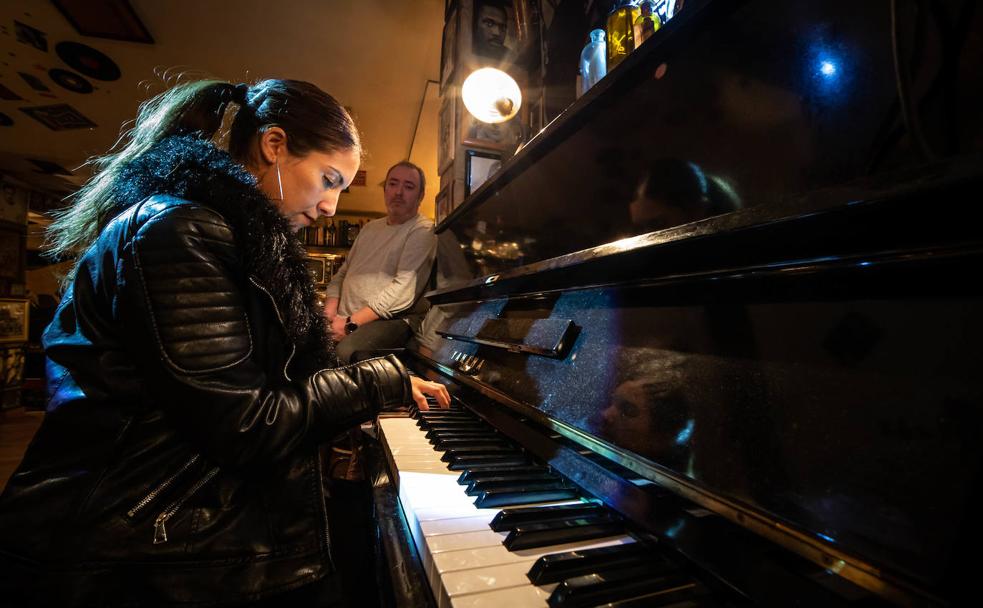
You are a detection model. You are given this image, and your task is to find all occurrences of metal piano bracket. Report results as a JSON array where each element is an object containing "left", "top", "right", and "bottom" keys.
[{"left": 437, "top": 317, "right": 579, "bottom": 359}]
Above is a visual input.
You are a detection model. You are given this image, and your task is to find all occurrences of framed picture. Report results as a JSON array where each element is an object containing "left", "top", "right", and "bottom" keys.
[
  {"left": 435, "top": 182, "right": 452, "bottom": 224},
  {"left": 438, "top": 95, "right": 457, "bottom": 174},
  {"left": 461, "top": 107, "right": 522, "bottom": 152},
  {"left": 304, "top": 256, "right": 326, "bottom": 285},
  {"left": 472, "top": 0, "right": 514, "bottom": 62},
  {"left": 440, "top": 4, "right": 459, "bottom": 93},
  {"left": 0, "top": 223, "right": 26, "bottom": 281},
  {"left": 465, "top": 149, "right": 502, "bottom": 196},
  {"left": 0, "top": 299, "right": 28, "bottom": 343}
]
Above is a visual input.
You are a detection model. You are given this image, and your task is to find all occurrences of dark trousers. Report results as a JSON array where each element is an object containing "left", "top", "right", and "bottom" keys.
[{"left": 335, "top": 318, "right": 412, "bottom": 364}]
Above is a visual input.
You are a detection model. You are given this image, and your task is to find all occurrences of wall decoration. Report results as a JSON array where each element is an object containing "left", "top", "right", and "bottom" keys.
[
  {"left": 462, "top": 108, "right": 522, "bottom": 151},
  {"left": 438, "top": 95, "right": 456, "bottom": 174},
  {"left": 440, "top": 4, "right": 459, "bottom": 93},
  {"left": 465, "top": 149, "right": 502, "bottom": 196},
  {"left": 0, "top": 113, "right": 12, "bottom": 127},
  {"left": 0, "top": 225, "right": 25, "bottom": 281},
  {"left": 19, "top": 104, "right": 96, "bottom": 130},
  {"left": 304, "top": 257, "right": 326, "bottom": 285},
  {"left": 17, "top": 72, "right": 50, "bottom": 92},
  {"left": 48, "top": 68, "right": 92, "bottom": 94},
  {"left": 52, "top": 0, "right": 155, "bottom": 44},
  {"left": 0, "top": 299, "right": 29, "bottom": 343},
  {"left": 14, "top": 21, "right": 48, "bottom": 52},
  {"left": 435, "top": 181, "right": 452, "bottom": 224},
  {"left": 0, "top": 83, "right": 23, "bottom": 101},
  {"left": 55, "top": 41, "right": 121, "bottom": 81},
  {"left": 472, "top": 0, "right": 514, "bottom": 61},
  {"left": 28, "top": 160, "right": 73, "bottom": 176}
]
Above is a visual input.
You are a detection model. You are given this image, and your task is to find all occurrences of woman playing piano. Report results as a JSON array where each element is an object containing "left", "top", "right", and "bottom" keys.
[{"left": 0, "top": 78, "right": 448, "bottom": 607}]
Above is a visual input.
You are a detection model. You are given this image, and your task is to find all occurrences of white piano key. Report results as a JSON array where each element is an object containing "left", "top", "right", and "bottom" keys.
[
  {"left": 432, "top": 534, "right": 635, "bottom": 573},
  {"left": 378, "top": 416, "right": 638, "bottom": 608},
  {"left": 449, "top": 583, "right": 555, "bottom": 608}
]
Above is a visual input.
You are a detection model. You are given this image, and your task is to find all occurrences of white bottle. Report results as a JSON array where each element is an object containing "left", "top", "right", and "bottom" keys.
[{"left": 579, "top": 29, "right": 607, "bottom": 98}]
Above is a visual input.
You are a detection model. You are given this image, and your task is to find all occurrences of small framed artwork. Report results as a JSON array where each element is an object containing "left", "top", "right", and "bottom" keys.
[
  {"left": 465, "top": 149, "right": 502, "bottom": 196},
  {"left": 304, "top": 256, "right": 326, "bottom": 285},
  {"left": 438, "top": 95, "right": 456, "bottom": 174},
  {"left": 462, "top": 109, "right": 522, "bottom": 152},
  {"left": 436, "top": 181, "right": 455, "bottom": 224},
  {"left": 440, "top": 4, "right": 459, "bottom": 93},
  {"left": 0, "top": 299, "right": 29, "bottom": 343},
  {"left": 0, "top": 223, "right": 25, "bottom": 281},
  {"left": 472, "top": 0, "right": 514, "bottom": 63}
]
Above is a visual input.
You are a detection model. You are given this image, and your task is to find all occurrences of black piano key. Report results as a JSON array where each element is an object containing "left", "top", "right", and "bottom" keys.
[
  {"left": 605, "top": 589, "right": 712, "bottom": 608},
  {"left": 547, "top": 561, "right": 696, "bottom": 608},
  {"left": 428, "top": 430, "right": 500, "bottom": 445},
  {"left": 434, "top": 437, "right": 512, "bottom": 451},
  {"left": 466, "top": 474, "right": 564, "bottom": 496},
  {"left": 447, "top": 454, "right": 531, "bottom": 471},
  {"left": 547, "top": 562, "right": 693, "bottom": 608},
  {"left": 420, "top": 422, "right": 489, "bottom": 433},
  {"left": 457, "top": 464, "right": 551, "bottom": 484},
  {"left": 527, "top": 543, "right": 655, "bottom": 584},
  {"left": 490, "top": 502, "right": 607, "bottom": 532},
  {"left": 440, "top": 445, "right": 520, "bottom": 462},
  {"left": 475, "top": 486, "right": 580, "bottom": 508},
  {"left": 503, "top": 513, "right": 625, "bottom": 550},
  {"left": 418, "top": 411, "right": 476, "bottom": 421}
]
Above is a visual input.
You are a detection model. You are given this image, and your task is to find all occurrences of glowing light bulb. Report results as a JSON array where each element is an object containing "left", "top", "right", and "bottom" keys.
[
  {"left": 461, "top": 68, "right": 522, "bottom": 124},
  {"left": 820, "top": 61, "right": 836, "bottom": 76}
]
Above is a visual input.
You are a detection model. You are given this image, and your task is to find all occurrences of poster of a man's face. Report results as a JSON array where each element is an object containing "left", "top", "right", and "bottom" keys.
[{"left": 473, "top": 0, "right": 512, "bottom": 60}]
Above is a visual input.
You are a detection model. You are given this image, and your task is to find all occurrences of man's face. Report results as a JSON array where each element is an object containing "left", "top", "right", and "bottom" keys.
[
  {"left": 384, "top": 165, "right": 423, "bottom": 224},
  {"left": 478, "top": 5, "right": 507, "bottom": 48}
]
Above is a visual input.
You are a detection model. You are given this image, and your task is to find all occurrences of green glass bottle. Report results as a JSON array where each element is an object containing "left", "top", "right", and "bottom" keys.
[
  {"left": 633, "top": 0, "right": 661, "bottom": 47},
  {"left": 606, "top": 0, "right": 641, "bottom": 70}
]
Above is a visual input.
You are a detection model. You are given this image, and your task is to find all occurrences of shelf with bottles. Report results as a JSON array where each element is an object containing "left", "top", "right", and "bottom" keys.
[{"left": 300, "top": 211, "right": 385, "bottom": 252}]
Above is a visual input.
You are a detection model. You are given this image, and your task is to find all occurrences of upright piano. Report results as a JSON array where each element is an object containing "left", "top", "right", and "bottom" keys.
[{"left": 368, "top": 1, "right": 983, "bottom": 606}]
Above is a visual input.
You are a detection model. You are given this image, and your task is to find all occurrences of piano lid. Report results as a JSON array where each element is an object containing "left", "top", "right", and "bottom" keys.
[{"left": 436, "top": 0, "right": 983, "bottom": 292}]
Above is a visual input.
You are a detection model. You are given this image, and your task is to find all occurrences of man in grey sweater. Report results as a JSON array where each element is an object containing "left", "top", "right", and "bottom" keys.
[{"left": 324, "top": 161, "right": 437, "bottom": 363}]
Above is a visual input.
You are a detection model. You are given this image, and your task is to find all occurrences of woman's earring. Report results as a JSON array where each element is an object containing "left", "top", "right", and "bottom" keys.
[{"left": 274, "top": 156, "right": 284, "bottom": 201}]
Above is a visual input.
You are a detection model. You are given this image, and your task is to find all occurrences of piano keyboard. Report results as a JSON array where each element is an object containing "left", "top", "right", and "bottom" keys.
[{"left": 378, "top": 401, "right": 715, "bottom": 608}]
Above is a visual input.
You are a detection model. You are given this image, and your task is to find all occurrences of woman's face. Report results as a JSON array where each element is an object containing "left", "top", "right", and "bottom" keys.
[{"left": 268, "top": 147, "right": 360, "bottom": 231}]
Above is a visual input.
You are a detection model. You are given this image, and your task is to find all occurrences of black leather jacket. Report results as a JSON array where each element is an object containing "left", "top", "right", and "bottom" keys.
[{"left": 0, "top": 137, "right": 410, "bottom": 606}]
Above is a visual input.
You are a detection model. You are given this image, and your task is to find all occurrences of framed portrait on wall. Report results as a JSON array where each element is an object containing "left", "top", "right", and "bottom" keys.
[
  {"left": 438, "top": 94, "right": 456, "bottom": 174},
  {"left": 472, "top": 0, "right": 514, "bottom": 62},
  {"left": 0, "top": 299, "right": 28, "bottom": 343},
  {"left": 435, "top": 181, "right": 452, "bottom": 224},
  {"left": 304, "top": 256, "right": 325, "bottom": 285},
  {"left": 0, "top": 222, "right": 25, "bottom": 281},
  {"left": 465, "top": 149, "right": 502, "bottom": 196},
  {"left": 461, "top": 109, "right": 522, "bottom": 152},
  {"left": 440, "top": 3, "right": 459, "bottom": 93}
]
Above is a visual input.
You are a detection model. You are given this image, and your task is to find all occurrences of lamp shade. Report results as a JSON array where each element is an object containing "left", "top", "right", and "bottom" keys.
[{"left": 461, "top": 68, "right": 522, "bottom": 124}]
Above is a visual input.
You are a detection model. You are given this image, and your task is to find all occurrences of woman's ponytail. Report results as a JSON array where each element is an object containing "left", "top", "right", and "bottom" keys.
[{"left": 46, "top": 79, "right": 240, "bottom": 268}]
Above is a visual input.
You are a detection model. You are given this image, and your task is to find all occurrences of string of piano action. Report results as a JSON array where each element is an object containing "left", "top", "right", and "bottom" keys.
[{"left": 379, "top": 395, "right": 727, "bottom": 608}]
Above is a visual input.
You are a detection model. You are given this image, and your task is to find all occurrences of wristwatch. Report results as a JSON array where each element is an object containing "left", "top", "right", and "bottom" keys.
[{"left": 344, "top": 316, "right": 359, "bottom": 335}]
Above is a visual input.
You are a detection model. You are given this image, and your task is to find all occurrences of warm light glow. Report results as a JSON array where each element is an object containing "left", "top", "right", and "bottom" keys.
[{"left": 461, "top": 68, "right": 522, "bottom": 124}]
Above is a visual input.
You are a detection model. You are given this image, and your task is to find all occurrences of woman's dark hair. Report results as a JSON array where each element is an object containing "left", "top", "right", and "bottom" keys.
[{"left": 46, "top": 78, "right": 360, "bottom": 264}]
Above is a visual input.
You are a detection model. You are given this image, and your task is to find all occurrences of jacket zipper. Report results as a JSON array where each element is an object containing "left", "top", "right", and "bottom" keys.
[
  {"left": 248, "top": 276, "right": 295, "bottom": 382},
  {"left": 126, "top": 455, "right": 200, "bottom": 519},
  {"left": 314, "top": 451, "right": 334, "bottom": 567},
  {"left": 152, "top": 466, "right": 221, "bottom": 544}
]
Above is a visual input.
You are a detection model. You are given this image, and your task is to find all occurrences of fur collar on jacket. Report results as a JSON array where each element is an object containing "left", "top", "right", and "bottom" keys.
[{"left": 111, "top": 134, "right": 336, "bottom": 371}]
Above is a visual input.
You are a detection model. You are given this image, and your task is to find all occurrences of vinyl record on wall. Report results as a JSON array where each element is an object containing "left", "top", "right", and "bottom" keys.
[
  {"left": 48, "top": 68, "right": 93, "bottom": 94},
  {"left": 55, "top": 41, "right": 121, "bottom": 81}
]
